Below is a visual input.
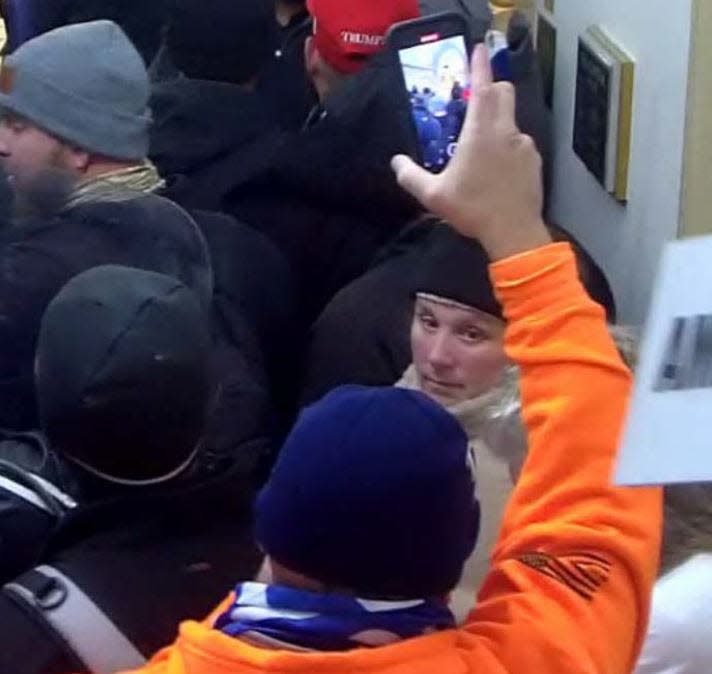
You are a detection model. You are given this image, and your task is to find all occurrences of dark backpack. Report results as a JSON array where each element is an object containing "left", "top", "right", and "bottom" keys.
[{"left": 0, "top": 466, "right": 261, "bottom": 674}]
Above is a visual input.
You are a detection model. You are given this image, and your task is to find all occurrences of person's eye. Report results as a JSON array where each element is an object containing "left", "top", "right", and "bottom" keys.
[
  {"left": 460, "top": 327, "right": 486, "bottom": 343},
  {"left": 418, "top": 312, "right": 438, "bottom": 331},
  {"left": 3, "top": 118, "right": 25, "bottom": 133}
]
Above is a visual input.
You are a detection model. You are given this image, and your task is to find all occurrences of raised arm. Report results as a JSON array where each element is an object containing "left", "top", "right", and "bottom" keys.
[{"left": 393, "top": 45, "right": 662, "bottom": 674}]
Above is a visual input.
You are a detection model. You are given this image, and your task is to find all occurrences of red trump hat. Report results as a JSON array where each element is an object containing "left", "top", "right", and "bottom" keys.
[{"left": 307, "top": 0, "right": 420, "bottom": 74}]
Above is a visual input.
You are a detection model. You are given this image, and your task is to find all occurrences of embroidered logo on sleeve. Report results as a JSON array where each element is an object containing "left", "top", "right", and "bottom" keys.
[{"left": 517, "top": 552, "right": 611, "bottom": 600}]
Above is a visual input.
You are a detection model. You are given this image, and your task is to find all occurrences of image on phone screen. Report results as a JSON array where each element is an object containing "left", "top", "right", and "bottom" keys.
[{"left": 398, "top": 34, "right": 470, "bottom": 172}]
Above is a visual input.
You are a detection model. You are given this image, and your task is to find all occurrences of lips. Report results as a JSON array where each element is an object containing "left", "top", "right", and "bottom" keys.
[{"left": 422, "top": 376, "right": 462, "bottom": 391}]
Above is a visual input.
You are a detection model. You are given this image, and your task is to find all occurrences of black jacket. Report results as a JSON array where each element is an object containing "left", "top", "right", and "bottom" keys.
[
  {"left": 0, "top": 466, "right": 262, "bottom": 674},
  {"left": 0, "top": 426, "right": 240, "bottom": 585},
  {"left": 0, "top": 193, "right": 212, "bottom": 430},
  {"left": 150, "top": 78, "right": 281, "bottom": 216},
  {"left": 189, "top": 210, "right": 298, "bottom": 463},
  {"left": 257, "top": 10, "right": 317, "bottom": 131},
  {"left": 154, "top": 69, "right": 419, "bottom": 321},
  {"left": 299, "top": 221, "right": 435, "bottom": 406},
  {"left": 15, "top": 0, "right": 170, "bottom": 63},
  {"left": 156, "top": 16, "right": 551, "bottom": 322},
  {"left": 0, "top": 218, "right": 285, "bottom": 584}
]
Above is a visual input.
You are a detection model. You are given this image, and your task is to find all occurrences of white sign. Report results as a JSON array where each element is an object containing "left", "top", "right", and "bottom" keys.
[{"left": 617, "top": 235, "right": 712, "bottom": 486}]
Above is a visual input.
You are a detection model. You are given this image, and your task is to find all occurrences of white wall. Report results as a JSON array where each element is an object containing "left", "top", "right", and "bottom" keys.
[{"left": 543, "top": 0, "right": 692, "bottom": 324}]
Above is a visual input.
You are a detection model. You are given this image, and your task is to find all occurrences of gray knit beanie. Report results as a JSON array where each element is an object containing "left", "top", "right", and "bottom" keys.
[{"left": 0, "top": 21, "right": 151, "bottom": 160}]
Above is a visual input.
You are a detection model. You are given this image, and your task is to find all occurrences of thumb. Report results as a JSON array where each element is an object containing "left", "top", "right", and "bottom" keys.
[{"left": 391, "top": 154, "right": 436, "bottom": 207}]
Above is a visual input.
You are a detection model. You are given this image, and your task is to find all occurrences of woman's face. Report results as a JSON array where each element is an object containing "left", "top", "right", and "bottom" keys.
[{"left": 411, "top": 296, "right": 507, "bottom": 406}]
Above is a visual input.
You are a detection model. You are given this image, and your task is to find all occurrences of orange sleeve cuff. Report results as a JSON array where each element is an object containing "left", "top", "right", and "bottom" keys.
[{"left": 489, "top": 243, "right": 600, "bottom": 324}]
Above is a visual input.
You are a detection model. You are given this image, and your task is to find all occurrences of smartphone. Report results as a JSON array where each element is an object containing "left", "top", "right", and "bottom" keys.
[
  {"left": 388, "top": 12, "right": 473, "bottom": 173},
  {"left": 388, "top": 14, "right": 511, "bottom": 172}
]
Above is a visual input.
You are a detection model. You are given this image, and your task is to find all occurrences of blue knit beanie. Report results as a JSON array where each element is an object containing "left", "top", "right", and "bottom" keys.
[{"left": 256, "top": 386, "right": 479, "bottom": 598}]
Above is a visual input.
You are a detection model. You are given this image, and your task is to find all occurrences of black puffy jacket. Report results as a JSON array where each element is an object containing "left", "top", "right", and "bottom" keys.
[
  {"left": 0, "top": 460, "right": 261, "bottom": 674},
  {"left": 0, "top": 193, "right": 211, "bottom": 429}
]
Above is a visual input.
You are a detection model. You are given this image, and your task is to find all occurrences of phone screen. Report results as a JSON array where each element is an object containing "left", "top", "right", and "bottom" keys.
[{"left": 398, "top": 33, "right": 470, "bottom": 173}]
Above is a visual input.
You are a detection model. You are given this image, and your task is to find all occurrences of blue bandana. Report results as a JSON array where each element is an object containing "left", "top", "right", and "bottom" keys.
[{"left": 214, "top": 582, "right": 455, "bottom": 652}]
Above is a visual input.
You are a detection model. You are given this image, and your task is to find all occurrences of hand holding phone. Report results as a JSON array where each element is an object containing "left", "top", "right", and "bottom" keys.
[
  {"left": 388, "top": 13, "right": 513, "bottom": 174},
  {"left": 388, "top": 13, "right": 472, "bottom": 173},
  {"left": 391, "top": 45, "right": 549, "bottom": 262}
]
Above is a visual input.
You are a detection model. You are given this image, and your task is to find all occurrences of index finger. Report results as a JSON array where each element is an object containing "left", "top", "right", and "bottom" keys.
[
  {"left": 458, "top": 43, "right": 497, "bottom": 138},
  {"left": 471, "top": 43, "right": 493, "bottom": 92}
]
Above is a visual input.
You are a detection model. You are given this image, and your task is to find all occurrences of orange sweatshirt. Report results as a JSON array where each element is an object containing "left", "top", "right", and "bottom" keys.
[{"left": 116, "top": 243, "right": 662, "bottom": 674}]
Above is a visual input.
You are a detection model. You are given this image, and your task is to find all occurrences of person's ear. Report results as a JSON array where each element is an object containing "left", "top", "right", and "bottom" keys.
[
  {"left": 255, "top": 557, "right": 272, "bottom": 583},
  {"left": 304, "top": 35, "right": 319, "bottom": 82},
  {"left": 63, "top": 145, "right": 91, "bottom": 173}
]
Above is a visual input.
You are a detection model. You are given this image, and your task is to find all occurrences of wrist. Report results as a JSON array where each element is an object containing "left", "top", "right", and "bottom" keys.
[{"left": 478, "top": 219, "right": 552, "bottom": 261}]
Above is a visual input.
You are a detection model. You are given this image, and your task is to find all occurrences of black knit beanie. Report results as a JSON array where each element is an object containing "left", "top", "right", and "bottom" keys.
[{"left": 414, "top": 223, "right": 502, "bottom": 318}]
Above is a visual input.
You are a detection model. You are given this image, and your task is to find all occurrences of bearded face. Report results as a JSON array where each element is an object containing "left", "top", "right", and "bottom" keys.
[{"left": 0, "top": 112, "right": 78, "bottom": 218}]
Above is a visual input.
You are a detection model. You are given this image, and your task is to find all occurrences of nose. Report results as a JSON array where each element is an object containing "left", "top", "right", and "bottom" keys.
[{"left": 427, "top": 332, "right": 455, "bottom": 369}]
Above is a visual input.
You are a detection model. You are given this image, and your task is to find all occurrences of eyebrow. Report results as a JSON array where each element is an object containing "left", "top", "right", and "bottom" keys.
[{"left": 454, "top": 319, "right": 486, "bottom": 332}]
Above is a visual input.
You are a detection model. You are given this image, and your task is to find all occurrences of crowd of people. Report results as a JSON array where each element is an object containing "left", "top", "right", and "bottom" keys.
[
  {"left": 411, "top": 83, "right": 468, "bottom": 170},
  {"left": 0, "top": 1, "right": 703, "bottom": 673}
]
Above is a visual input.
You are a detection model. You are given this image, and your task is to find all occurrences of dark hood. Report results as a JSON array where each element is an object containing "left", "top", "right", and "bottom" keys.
[
  {"left": 150, "top": 78, "right": 277, "bottom": 179},
  {"left": 37, "top": 265, "right": 213, "bottom": 483}
]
